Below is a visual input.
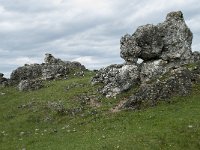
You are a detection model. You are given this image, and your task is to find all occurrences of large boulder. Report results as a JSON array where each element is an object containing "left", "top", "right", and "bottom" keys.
[
  {"left": 120, "top": 34, "right": 141, "bottom": 64},
  {"left": 92, "top": 11, "right": 197, "bottom": 100},
  {"left": 134, "top": 24, "right": 163, "bottom": 61},
  {"left": 120, "top": 11, "right": 193, "bottom": 63},
  {"left": 159, "top": 11, "right": 193, "bottom": 61}
]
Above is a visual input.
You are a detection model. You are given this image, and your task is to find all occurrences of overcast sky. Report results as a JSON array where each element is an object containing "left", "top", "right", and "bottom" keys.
[{"left": 0, "top": 0, "right": 200, "bottom": 77}]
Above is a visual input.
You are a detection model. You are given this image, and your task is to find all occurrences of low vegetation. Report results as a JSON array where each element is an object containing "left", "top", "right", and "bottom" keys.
[{"left": 0, "top": 71, "right": 200, "bottom": 150}]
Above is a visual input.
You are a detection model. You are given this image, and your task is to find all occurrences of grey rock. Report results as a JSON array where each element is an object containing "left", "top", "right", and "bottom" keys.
[
  {"left": 18, "top": 79, "right": 44, "bottom": 91},
  {"left": 120, "top": 34, "right": 140, "bottom": 63},
  {"left": 122, "top": 68, "right": 192, "bottom": 109},
  {"left": 133, "top": 24, "right": 163, "bottom": 61},
  {"left": 139, "top": 59, "right": 189, "bottom": 82},
  {"left": 120, "top": 11, "right": 192, "bottom": 62},
  {"left": 10, "top": 64, "right": 42, "bottom": 84},
  {"left": 92, "top": 11, "right": 198, "bottom": 99},
  {"left": 159, "top": 11, "right": 193, "bottom": 61},
  {"left": 0, "top": 92, "right": 6, "bottom": 95},
  {"left": 74, "top": 71, "right": 84, "bottom": 77},
  {"left": 70, "top": 61, "right": 86, "bottom": 70},
  {"left": 140, "top": 59, "right": 168, "bottom": 82},
  {"left": 10, "top": 54, "right": 86, "bottom": 84},
  {"left": 44, "top": 53, "right": 62, "bottom": 64},
  {"left": 92, "top": 64, "right": 140, "bottom": 97},
  {"left": 0, "top": 73, "right": 9, "bottom": 87},
  {"left": 189, "top": 51, "right": 200, "bottom": 63},
  {"left": 42, "top": 64, "right": 69, "bottom": 80}
]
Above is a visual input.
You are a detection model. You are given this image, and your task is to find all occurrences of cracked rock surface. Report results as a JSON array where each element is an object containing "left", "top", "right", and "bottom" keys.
[{"left": 92, "top": 11, "right": 200, "bottom": 107}]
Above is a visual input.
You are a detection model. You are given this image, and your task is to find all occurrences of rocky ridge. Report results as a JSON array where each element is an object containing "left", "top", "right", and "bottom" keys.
[
  {"left": 7, "top": 54, "right": 85, "bottom": 91},
  {"left": 92, "top": 11, "right": 200, "bottom": 109}
]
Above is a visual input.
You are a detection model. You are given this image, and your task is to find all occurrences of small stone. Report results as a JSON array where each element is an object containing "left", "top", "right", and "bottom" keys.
[
  {"left": 188, "top": 125, "right": 193, "bottom": 128},
  {"left": 0, "top": 92, "right": 5, "bottom": 95},
  {"left": 20, "top": 132, "right": 25, "bottom": 136}
]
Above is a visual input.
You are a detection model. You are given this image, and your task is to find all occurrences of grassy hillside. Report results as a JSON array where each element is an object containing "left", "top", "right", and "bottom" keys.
[{"left": 0, "top": 71, "right": 200, "bottom": 150}]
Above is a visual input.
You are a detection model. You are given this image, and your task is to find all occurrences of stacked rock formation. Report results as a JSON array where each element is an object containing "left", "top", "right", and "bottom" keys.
[
  {"left": 10, "top": 54, "right": 85, "bottom": 91},
  {"left": 120, "top": 11, "right": 193, "bottom": 63},
  {"left": 92, "top": 11, "right": 200, "bottom": 108}
]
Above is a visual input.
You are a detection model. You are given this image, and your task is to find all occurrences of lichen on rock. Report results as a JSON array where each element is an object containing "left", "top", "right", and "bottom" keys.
[
  {"left": 92, "top": 11, "right": 200, "bottom": 108},
  {"left": 120, "top": 11, "right": 193, "bottom": 63},
  {"left": 92, "top": 64, "right": 140, "bottom": 97},
  {"left": 9, "top": 53, "right": 86, "bottom": 91}
]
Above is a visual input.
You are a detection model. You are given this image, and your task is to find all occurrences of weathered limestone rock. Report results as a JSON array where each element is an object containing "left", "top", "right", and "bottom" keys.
[
  {"left": 140, "top": 59, "right": 168, "bottom": 82},
  {"left": 133, "top": 24, "right": 163, "bottom": 61},
  {"left": 92, "top": 11, "right": 197, "bottom": 100},
  {"left": 120, "top": 34, "right": 141, "bottom": 63},
  {"left": 42, "top": 64, "right": 69, "bottom": 80},
  {"left": 10, "top": 64, "right": 42, "bottom": 84},
  {"left": 120, "top": 11, "right": 193, "bottom": 63},
  {"left": 18, "top": 79, "right": 44, "bottom": 91},
  {"left": 159, "top": 11, "right": 193, "bottom": 61},
  {"left": 92, "top": 64, "right": 140, "bottom": 97},
  {"left": 122, "top": 68, "right": 192, "bottom": 109},
  {"left": 10, "top": 54, "right": 86, "bottom": 85},
  {"left": 44, "top": 53, "right": 58, "bottom": 64},
  {"left": 189, "top": 51, "right": 200, "bottom": 63}
]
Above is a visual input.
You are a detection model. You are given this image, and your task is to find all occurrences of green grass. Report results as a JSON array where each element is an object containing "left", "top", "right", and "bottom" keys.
[{"left": 0, "top": 71, "right": 200, "bottom": 150}]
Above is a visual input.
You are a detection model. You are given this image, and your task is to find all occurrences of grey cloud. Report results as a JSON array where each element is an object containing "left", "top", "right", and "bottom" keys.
[
  {"left": 0, "top": 0, "right": 59, "bottom": 13},
  {"left": 0, "top": 0, "right": 200, "bottom": 78}
]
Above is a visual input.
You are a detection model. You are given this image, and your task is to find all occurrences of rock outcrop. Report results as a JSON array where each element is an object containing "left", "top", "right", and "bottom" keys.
[
  {"left": 122, "top": 68, "right": 193, "bottom": 109},
  {"left": 0, "top": 73, "right": 9, "bottom": 87},
  {"left": 120, "top": 11, "right": 192, "bottom": 63},
  {"left": 92, "top": 11, "right": 200, "bottom": 108},
  {"left": 10, "top": 64, "right": 42, "bottom": 84},
  {"left": 18, "top": 79, "right": 44, "bottom": 91},
  {"left": 92, "top": 64, "right": 140, "bottom": 97},
  {"left": 10, "top": 54, "right": 85, "bottom": 91}
]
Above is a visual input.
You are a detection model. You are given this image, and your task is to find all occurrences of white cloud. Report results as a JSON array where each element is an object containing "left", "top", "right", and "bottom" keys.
[
  {"left": 15, "top": 57, "right": 41, "bottom": 65},
  {"left": 0, "top": 0, "right": 200, "bottom": 77},
  {"left": 73, "top": 56, "right": 100, "bottom": 69},
  {"left": 0, "top": 57, "right": 41, "bottom": 66}
]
